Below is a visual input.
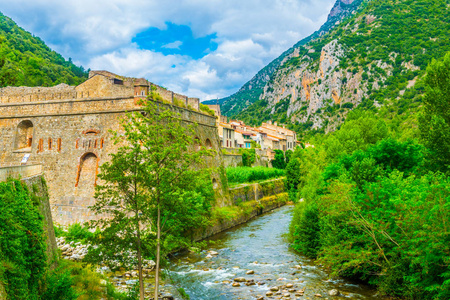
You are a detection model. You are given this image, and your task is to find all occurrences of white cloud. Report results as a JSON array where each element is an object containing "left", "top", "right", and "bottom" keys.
[{"left": 0, "top": 0, "right": 337, "bottom": 99}]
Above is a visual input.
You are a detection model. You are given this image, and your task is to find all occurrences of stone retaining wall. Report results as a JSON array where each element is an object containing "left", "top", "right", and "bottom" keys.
[
  {"left": 229, "top": 178, "right": 285, "bottom": 205},
  {"left": 195, "top": 193, "right": 288, "bottom": 241}
]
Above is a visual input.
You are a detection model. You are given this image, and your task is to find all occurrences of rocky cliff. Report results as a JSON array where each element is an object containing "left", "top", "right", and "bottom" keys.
[
  {"left": 204, "top": 0, "right": 364, "bottom": 117},
  {"left": 234, "top": 0, "right": 450, "bottom": 134}
]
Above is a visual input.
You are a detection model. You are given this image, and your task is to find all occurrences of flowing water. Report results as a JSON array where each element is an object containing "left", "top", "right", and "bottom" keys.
[{"left": 168, "top": 205, "right": 380, "bottom": 299}]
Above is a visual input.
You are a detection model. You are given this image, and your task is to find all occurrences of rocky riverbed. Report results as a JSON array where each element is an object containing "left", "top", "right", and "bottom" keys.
[
  {"left": 168, "top": 206, "right": 380, "bottom": 299},
  {"left": 56, "top": 237, "right": 176, "bottom": 299}
]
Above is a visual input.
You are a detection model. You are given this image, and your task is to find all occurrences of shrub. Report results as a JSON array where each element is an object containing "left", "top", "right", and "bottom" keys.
[
  {"left": 199, "top": 103, "right": 215, "bottom": 116},
  {"left": 226, "top": 167, "right": 285, "bottom": 184}
]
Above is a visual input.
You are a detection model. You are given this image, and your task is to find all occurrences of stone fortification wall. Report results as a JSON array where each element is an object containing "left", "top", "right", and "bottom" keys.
[
  {"left": 223, "top": 154, "right": 243, "bottom": 167},
  {"left": 222, "top": 148, "right": 271, "bottom": 168},
  {"left": 0, "top": 164, "right": 43, "bottom": 181},
  {"left": 0, "top": 72, "right": 225, "bottom": 225},
  {"left": 152, "top": 85, "right": 200, "bottom": 110},
  {"left": 0, "top": 84, "right": 76, "bottom": 104}
]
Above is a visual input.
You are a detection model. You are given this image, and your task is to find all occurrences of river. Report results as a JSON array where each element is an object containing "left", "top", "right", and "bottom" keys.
[{"left": 168, "top": 205, "right": 380, "bottom": 299}]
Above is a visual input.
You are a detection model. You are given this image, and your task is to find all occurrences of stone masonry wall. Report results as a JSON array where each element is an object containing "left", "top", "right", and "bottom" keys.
[
  {"left": 0, "top": 73, "right": 226, "bottom": 226},
  {"left": 228, "top": 178, "right": 285, "bottom": 205}
]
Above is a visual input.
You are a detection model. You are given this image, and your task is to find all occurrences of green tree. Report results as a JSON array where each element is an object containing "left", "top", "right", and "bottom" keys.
[
  {"left": 272, "top": 150, "right": 286, "bottom": 169},
  {"left": 88, "top": 100, "right": 213, "bottom": 300},
  {"left": 419, "top": 52, "right": 450, "bottom": 172}
]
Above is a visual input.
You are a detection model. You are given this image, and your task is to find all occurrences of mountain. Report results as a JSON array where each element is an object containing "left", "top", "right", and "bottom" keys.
[
  {"left": 203, "top": 0, "right": 364, "bottom": 116},
  {"left": 227, "top": 0, "right": 450, "bottom": 136},
  {"left": 0, "top": 12, "right": 88, "bottom": 87}
]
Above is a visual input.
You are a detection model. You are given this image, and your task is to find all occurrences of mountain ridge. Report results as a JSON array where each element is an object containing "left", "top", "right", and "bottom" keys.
[
  {"left": 233, "top": 0, "right": 450, "bottom": 136},
  {"left": 0, "top": 11, "right": 88, "bottom": 87},
  {"left": 203, "top": 0, "right": 364, "bottom": 116}
]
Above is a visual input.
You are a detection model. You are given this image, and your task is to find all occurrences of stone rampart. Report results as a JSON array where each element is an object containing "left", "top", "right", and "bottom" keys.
[
  {"left": 223, "top": 154, "right": 242, "bottom": 167},
  {"left": 0, "top": 84, "right": 76, "bottom": 104},
  {"left": 0, "top": 71, "right": 225, "bottom": 225},
  {"left": 0, "top": 164, "right": 43, "bottom": 181}
]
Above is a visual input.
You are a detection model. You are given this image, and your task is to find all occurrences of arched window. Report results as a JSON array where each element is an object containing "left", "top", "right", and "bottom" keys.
[
  {"left": 205, "top": 138, "right": 212, "bottom": 149},
  {"left": 75, "top": 152, "right": 99, "bottom": 187},
  {"left": 194, "top": 137, "right": 201, "bottom": 151},
  {"left": 212, "top": 178, "right": 219, "bottom": 189},
  {"left": 15, "top": 120, "right": 34, "bottom": 150}
]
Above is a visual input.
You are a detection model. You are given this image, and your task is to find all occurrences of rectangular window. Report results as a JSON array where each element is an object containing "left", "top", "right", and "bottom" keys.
[
  {"left": 76, "top": 139, "right": 79, "bottom": 149},
  {"left": 38, "top": 139, "right": 43, "bottom": 152},
  {"left": 57, "top": 138, "right": 62, "bottom": 152},
  {"left": 48, "top": 138, "right": 52, "bottom": 150}
]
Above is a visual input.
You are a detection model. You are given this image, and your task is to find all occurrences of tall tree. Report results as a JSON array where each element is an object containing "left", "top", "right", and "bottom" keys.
[
  {"left": 419, "top": 52, "right": 450, "bottom": 172},
  {"left": 87, "top": 100, "right": 213, "bottom": 300}
]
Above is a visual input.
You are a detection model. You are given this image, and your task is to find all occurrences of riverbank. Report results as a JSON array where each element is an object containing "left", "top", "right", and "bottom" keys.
[
  {"left": 196, "top": 177, "right": 288, "bottom": 241},
  {"left": 170, "top": 205, "right": 379, "bottom": 300}
]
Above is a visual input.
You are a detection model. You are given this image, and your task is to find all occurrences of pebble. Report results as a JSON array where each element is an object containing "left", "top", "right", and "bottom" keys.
[
  {"left": 232, "top": 282, "right": 241, "bottom": 287},
  {"left": 234, "top": 277, "right": 247, "bottom": 282},
  {"left": 266, "top": 291, "right": 274, "bottom": 297},
  {"left": 270, "top": 286, "right": 280, "bottom": 292},
  {"left": 246, "top": 270, "right": 255, "bottom": 275},
  {"left": 286, "top": 283, "right": 294, "bottom": 288},
  {"left": 328, "top": 289, "right": 340, "bottom": 296}
]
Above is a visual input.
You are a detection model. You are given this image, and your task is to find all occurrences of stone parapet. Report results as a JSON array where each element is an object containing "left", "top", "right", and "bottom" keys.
[{"left": 0, "top": 164, "right": 43, "bottom": 181}]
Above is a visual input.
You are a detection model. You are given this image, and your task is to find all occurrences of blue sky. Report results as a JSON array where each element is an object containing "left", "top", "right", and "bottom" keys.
[{"left": 0, "top": 0, "right": 336, "bottom": 100}]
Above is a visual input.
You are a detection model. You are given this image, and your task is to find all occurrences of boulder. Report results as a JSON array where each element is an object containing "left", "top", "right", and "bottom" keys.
[{"left": 328, "top": 289, "right": 340, "bottom": 296}]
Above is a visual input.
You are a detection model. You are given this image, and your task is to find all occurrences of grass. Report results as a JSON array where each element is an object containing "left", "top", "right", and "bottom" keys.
[{"left": 226, "top": 167, "right": 285, "bottom": 184}]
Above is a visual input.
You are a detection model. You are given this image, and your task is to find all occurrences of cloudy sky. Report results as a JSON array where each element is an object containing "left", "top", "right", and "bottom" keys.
[{"left": 0, "top": 0, "right": 336, "bottom": 100}]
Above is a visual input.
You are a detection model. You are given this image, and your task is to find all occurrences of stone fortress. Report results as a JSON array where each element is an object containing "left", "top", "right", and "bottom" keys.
[{"left": 0, "top": 71, "right": 228, "bottom": 225}]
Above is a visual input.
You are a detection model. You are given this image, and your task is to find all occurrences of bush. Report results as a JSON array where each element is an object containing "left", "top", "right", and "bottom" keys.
[
  {"left": 226, "top": 167, "right": 285, "bottom": 184},
  {"left": 0, "top": 179, "right": 47, "bottom": 300},
  {"left": 199, "top": 103, "right": 215, "bottom": 116},
  {"left": 271, "top": 150, "right": 286, "bottom": 169},
  {"left": 241, "top": 149, "right": 256, "bottom": 167},
  {"left": 64, "top": 223, "right": 94, "bottom": 243}
]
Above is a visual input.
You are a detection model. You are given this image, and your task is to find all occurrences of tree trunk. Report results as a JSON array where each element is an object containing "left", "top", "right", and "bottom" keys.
[
  {"left": 154, "top": 201, "right": 161, "bottom": 300},
  {"left": 137, "top": 227, "right": 145, "bottom": 300}
]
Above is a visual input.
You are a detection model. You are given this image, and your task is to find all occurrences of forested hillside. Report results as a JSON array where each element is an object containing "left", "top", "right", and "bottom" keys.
[
  {"left": 287, "top": 52, "right": 450, "bottom": 299},
  {"left": 0, "top": 12, "right": 88, "bottom": 87},
  {"left": 233, "top": 0, "right": 450, "bottom": 137}
]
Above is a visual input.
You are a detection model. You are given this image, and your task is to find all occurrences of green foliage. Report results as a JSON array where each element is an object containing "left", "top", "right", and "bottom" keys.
[
  {"left": 290, "top": 202, "right": 321, "bottom": 258},
  {"left": 0, "top": 12, "right": 88, "bottom": 87},
  {"left": 0, "top": 179, "right": 47, "bottom": 300},
  {"left": 271, "top": 150, "right": 286, "bottom": 169},
  {"left": 241, "top": 148, "right": 256, "bottom": 167},
  {"left": 199, "top": 103, "right": 215, "bottom": 116},
  {"left": 289, "top": 125, "right": 449, "bottom": 298},
  {"left": 226, "top": 167, "right": 285, "bottom": 184},
  {"left": 419, "top": 52, "right": 450, "bottom": 173},
  {"left": 88, "top": 100, "right": 214, "bottom": 299},
  {"left": 41, "top": 269, "right": 78, "bottom": 300},
  {"left": 63, "top": 223, "right": 95, "bottom": 244},
  {"left": 232, "top": 0, "right": 450, "bottom": 134}
]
